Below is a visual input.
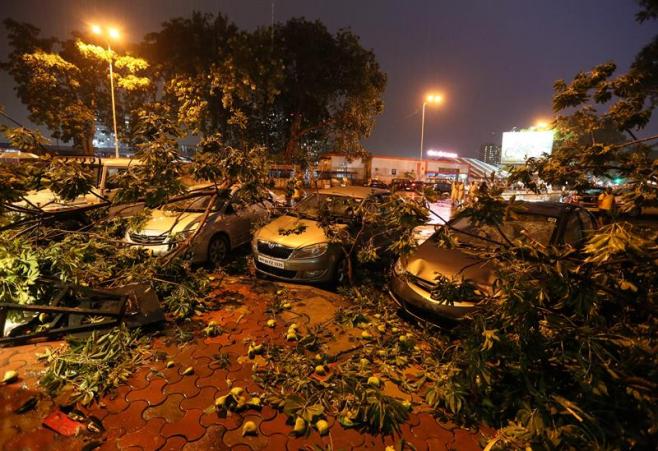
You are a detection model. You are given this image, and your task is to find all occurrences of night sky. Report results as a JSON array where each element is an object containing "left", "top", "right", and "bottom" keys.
[{"left": 1, "top": 0, "right": 655, "bottom": 158}]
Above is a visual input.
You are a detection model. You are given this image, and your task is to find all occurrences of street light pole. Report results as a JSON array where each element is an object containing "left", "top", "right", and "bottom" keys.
[
  {"left": 107, "top": 43, "right": 120, "bottom": 158},
  {"left": 419, "top": 101, "right": 427, "bottom": 179},
  {"left": 91, "top": 24, "right": 121, "bottom": 158},
  {"left": 418, "top": 93, "right": 443, "bottom": 180}
]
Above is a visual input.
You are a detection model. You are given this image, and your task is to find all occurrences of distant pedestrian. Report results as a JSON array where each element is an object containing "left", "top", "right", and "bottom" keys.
[
  {"left": 597, "top": 187, "right": 615, "bottom": 224},
  {"left": 467, "top": 181, "right": 478, "bottom": 205},
  {"left": 457, "top": 181, "right": 465, "bottom": 206},
  {"left": 450, "top": 180, "right": 458, "bottom": 206}
]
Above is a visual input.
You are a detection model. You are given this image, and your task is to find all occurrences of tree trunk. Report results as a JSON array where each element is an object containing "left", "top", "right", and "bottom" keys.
[{"left": 284, "top": 114, "right": 302, "bottom": 163}]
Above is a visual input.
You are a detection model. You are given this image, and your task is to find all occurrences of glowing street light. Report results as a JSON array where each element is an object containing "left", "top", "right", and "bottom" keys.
[
  {"left": 419, "top": 93, "right": 444, "bottom": 178},
  {"left": 90, "top": 23, "right": 122, "bottom": 158},
  {"left": 534, "top": 119, "right": 550, "bottom": 130}
]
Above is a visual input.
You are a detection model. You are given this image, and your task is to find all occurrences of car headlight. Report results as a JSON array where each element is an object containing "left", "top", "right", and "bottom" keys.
[
  {"left": 173, "top": 225, "right": 198, "bottom": 242},
  {"left": 290, "top": 243, "right": 329, "bottom": 259}
]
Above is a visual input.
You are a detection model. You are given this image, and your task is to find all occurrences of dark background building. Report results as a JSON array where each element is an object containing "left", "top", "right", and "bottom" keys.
[{"left": 480, "top": 143, "right": 501, "bottom": 166}]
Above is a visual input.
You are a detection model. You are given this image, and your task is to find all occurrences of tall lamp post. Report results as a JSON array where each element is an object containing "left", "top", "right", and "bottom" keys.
[
  {"left": 419, "top": 93, "right": 443, "bottom": 179},
  {"left": 91, "top": 24, "right": 121, "bottom": 158}
]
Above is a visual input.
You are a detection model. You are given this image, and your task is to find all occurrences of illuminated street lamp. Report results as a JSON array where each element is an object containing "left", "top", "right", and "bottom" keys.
[
  {"left": 419, "top": 93, "right": 444, "bottom": 178},
  {"left": 91, "top": 24, "right": 121, "bottom": 158},
  {"left": 534, "top": 119, "right": 550, "bottom": 130}
]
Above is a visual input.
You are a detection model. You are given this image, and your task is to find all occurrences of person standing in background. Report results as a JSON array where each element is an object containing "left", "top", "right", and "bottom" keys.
[
  {"left": 597, "top": 187, "right": 615, "bottom": 224},
  {"left": 457, "top": 181, "right": 465, "bottom": 207},
  {"left": 450, "top": 180, "right": 456, "bottom": 205}
]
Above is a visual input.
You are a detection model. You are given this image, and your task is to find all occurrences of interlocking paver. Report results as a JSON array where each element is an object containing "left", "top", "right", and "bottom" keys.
[
  {"left": 195, "top": 368, "right": 230, "bottom": 390},
  {"left": 259, "top": 412, "right": 289, "bottom": 437},
  {"left": 262, "top": 433, "right": 289, "bottom": 451},
  {"left": 117, "top": 417, "right": 166, "bottom": 450},
  {"left": 286, "top": 432, "right": 323, "bottom": 450},
  {"left": 100, "top": 385, "right": 130, "bottom": 413},
  {"left": 126, "top": 366, "right": 152, "bottom": 390},
  {"left": 180, "top": 386, "right": 217, "bottom": 411},
  {"left": 159, "top": 435, "right": 188, "bottom": 450},
  {"left": 163, "top": 373, "right": 201, "bottom": 399},
  {"left": 200, "top": 408, "right": 245, "bottom": 433},
  {"left": 182, "top": 424, "right": 227, "bottom": 450},
  {"left": 329, "top": 424, "right": 366, "bottom": 449},
  {"left": 222, "top": 414, "right": 269, "bottom": 449},
  {"left": 103, "top": 400, "right": 149, "bottom": 435},
  {"left": 143, "top": 393, "right": 185, "bottom": 423},
  {"left": 126, "top": 378, "right": 167, "bottom": 406},
  {"left": 160, "top": 408, "right": 205, "bottom": 441}
]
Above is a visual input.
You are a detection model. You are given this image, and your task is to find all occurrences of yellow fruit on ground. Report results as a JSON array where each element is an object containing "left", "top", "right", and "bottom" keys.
[
  {"left": 230, "top": 387, "right": 244, "bottom": 397},
  {"left": 367, "top": 376, "right": 381, "bottom": 387},
  {"left": 361, "top": 330, "right": 372, "bottom": 339},
  {"left": 242, "top": 420, "right": 257, "bottom": 436},
  {"left": 266, "top": 319, "right": 276, "bottom": 328},
  {"left": 316, "top": 419, "right": 329, "bottom": 435},
  {"left": 2, "top": 370, "right": 18, "bottom": 384},
  {"left": 182, "top": 366, "right": 194, "bottom": 376},
  {"left": 215, "top": 395, "right": 228, "bottom": 407},
  {"left": 315, "top": 365, "right": 327, "bottom": 376},
  {"left": 293, "top": 417, "right": 306, "bottom": 434},
  {"left": 165, "top": 360, "right": 175, "bottom": 368}
]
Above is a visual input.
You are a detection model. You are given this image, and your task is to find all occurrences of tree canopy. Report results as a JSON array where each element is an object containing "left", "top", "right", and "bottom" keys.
[
  {"left": 2, "top": 19, "right": 152, "bottom": 155},
  {"left": 141, "top": 12, "right": 386, "bottom": 163}
]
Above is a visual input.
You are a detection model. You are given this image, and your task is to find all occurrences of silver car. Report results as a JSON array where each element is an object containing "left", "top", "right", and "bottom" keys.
[
  {"left": 252, "top": 186, "right": 389, "bottom": 284},
  {"left": 124, "top": 186, "right": 271, "bottom": 266},
  {"left": 390, "top": 202, "right": 597, "bottom": 321}
]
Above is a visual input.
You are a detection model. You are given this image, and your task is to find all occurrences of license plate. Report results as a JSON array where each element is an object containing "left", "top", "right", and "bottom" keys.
[{"left": 257, "top": 255, "right": 285, "bottom": 269}]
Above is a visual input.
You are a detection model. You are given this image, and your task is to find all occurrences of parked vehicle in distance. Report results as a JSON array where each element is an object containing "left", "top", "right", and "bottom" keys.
[
  {"left": 365, "top": 179, "right": 388, "bottom": 189},
  {"left": 124, "top": 185, "right": 272, "bottom": 267},
  {"left": 564, "top": 188, "right": 603, "bottom": 212},
  {"left": 390, "top": 202, "right": 597, "bottom": 321},
  {"left": 428, "top": 180, "right": 452, "bottom": 196},
  {"left": 391, "top": 179, "right": 424, "bottom": 192},
  {"left": 564, "top": 186, "right": 658, "bottom": 217},
  {"left": 252, "top": 186, "right": 389, "bottom": 284}
]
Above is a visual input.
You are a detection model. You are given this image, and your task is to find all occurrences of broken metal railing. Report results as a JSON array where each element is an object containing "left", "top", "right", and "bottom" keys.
[{"left": 0, "top": 283, "right": 163, "bottom": 347}]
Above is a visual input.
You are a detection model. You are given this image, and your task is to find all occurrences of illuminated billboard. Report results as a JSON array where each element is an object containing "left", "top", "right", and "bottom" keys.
[{"left": 501, "top": 131, "right": 554, "bottom": 165}]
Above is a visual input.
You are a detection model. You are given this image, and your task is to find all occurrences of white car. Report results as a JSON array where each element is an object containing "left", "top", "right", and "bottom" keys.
[
  {"left": 14, "top": 157, "right": 144, "bottom": 215},
  {"left": 124, "top": 186, "right": 272, "bottom": 266}
]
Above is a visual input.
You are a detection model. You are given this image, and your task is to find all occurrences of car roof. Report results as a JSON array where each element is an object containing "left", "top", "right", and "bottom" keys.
[{"left": 317, "top": 186, "right": 389, "bottom": 199}]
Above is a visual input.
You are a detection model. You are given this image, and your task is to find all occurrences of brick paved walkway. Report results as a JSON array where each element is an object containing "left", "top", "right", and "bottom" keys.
[{"left": 0, "top": 276, "right": 489, "bottom": 450}]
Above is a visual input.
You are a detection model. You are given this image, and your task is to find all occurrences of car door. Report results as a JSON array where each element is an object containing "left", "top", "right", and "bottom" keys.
[{"left": 225, "top": 192, "right": 253, "bottom": 246}]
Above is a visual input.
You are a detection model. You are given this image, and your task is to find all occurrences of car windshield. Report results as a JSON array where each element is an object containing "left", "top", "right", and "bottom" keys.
[
  {"left": 165, "top": 191, "right": 229, "bottom": 213},
  {"left": 446, "top": 212, "right": 558, "bottom": 248},
  {"left": 295, "top": 193, "right": 362, "bottom": 221}
]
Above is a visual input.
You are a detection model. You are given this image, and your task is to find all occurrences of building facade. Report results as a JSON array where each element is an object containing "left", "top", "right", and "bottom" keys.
[
  {"left": 479, "top": 143, "right": 501, "bottom": 166},
  {"left": 319, "top": 153, "right": 479, "bottom": 185}
]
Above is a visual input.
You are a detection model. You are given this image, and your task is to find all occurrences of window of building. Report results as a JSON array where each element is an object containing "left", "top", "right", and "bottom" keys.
[{"left": 391, "top": 169, "right": 397, "bottom": 175}]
